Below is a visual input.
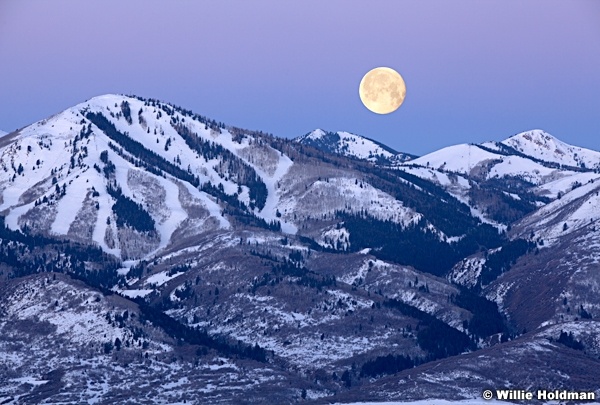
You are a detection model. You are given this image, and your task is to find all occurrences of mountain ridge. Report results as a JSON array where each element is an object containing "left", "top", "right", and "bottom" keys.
[
  {"left": 294, "top": 128, "right": 417, "bottom": 166},
  {"left": 500, "top": 129, "right": 600, "bottom": 170},
  {"left": 1, "top": 93, "right": 599, "bottom": 403}
]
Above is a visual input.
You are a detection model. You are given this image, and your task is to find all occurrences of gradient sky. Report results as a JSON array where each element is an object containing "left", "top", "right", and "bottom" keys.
[{"left": 0, "top": 0, "right": 599, "bottom": 155}]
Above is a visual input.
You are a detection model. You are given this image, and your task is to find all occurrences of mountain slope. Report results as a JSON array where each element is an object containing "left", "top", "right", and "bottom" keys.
[
  {"left": 0, "top": 94, "right": 295, "bottom": 259},
  {"left": 295, "top": 129, "right": 415, "bottom": 166},
  {"left": 2, "top": 94, "right": 600, "bottom": 403},
  {"left": 0, "top": 94, "right": 497, "bottom": 372},
  {"left": 0, "top": 94, "right": 494, "bottom": 265},
  {"left": 329, "top": 323, "right": 600, "bottom": 403},
  {"left": 501, "top": 129, "right": 600, "bottom": 170},
  {"left": 0, "top": 273, "right": 308, "bottom": 404},
  {"left": 476, "top": 179, "right": 600, "bottom": 332},
  {"left": 398, "top": 129, "right": 600, "bottom": 229}
]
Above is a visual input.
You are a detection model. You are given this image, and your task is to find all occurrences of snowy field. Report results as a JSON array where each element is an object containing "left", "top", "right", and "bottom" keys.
[{"left": 339, "top": 400, "right": 600, "bottom": 405}]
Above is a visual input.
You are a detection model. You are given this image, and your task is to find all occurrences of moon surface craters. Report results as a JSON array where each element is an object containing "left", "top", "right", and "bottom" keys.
[{"left": 359, "top": 67, "right": 406, "bottom": 114}]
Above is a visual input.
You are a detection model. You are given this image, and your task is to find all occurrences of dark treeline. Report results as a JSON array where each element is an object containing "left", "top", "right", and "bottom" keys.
[
  {"left": 2, "top": 214, "right": 268, "bottom": 363},
  {"left": 361, "top": 164, "right": 486, "bottom": 239},
  {"left": 451, "top": 287, "right": 507, "bottom": 339},
  {"left": 475, "top": 142, "right": 591, "bottom": 172},
  {"left": 130, "top": 94, "right": 224, "bottom": 132},
  {"left": 2, "top": 214, "right": 268, "bottom": 364},
  {"left": 86, "top": 111, "right": 200, "bottom": 186},
  {"left": 384, "top": 298, "right": 474, "bottom": 360},
  {"left": 467, "top": 185, "right": 538, "bottom": 224},
  {"left": 556, "top": 330, "right": 585, "bottom": 351},
  {"left": 120, "top": 100, "right": 132, "bottom": 124},
  {"left": 360, "top": 353, "right": 414, "bottom": 378},
  {"left": 297, "top": 131, "right": 344, "bottom": 156},
  {"left": 172, "top": 122, "right": 268, "bottom": 210},
  {"left": 0, "top": 216, "right": 54, "bottom": 247},
  {"left": 248, "top": 251, "right": 336, "bottom": 293},
  {"left": 339, "top": 212, "right": 504, "bottom": 277},
  {"left": 0, "top": 217, "right": 122, "bottom": 289},
  {"left": 106, "top": 182, "right": 156, "bottom": 233},
  {"left": 132, "top": 297, "right": 268, "bottom": 362},
  {"left": 87, "top": 111, "right": 278, "bottom": 232},
  {"left": 479, "top": 239, "right": 536, "bottom": 286},
  {"left": 275, "top": 258, "right": 336, "bottom": 290}
]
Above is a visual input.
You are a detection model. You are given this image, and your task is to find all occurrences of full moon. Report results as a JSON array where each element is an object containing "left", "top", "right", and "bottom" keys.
[{"left": 359, "top": 67, "right": 406, "bottom": 114}]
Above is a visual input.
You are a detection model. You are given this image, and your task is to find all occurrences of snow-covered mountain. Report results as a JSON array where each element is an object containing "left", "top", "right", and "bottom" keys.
[
  {"left": 501, "top": 129, "right": 600, "bottom": 170},
  {"left": 336, "top": 319, "right": 600, "bottom": 402},
  {"left": 0, "top": 273, "right": 303, "bottom": 403},
  {"left": 1, "top": 94, "right": 599, "bottom": 403},
  {"left": 411, "top": 132, "right": 600, "bottom": 340},
  {"left": 0, "top": 95, "right": 439, "bottom": 261},
  {"left": 0, "top": 95, "right": 236, "bottom": 259},
  {"left": 405, "top": 130, "right": 594, "bottom": 186},
  {"left": 0, "top": 129, "right": 7, "bottom": 137},
  {"left": 295, "top": 128, "right": 415, "bottom": 166},
  {"left": 398, "top": 129, "right": 600, "bottom": 228}
]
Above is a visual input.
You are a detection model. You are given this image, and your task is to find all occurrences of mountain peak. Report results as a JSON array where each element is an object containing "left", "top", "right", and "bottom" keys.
[
  {"left": 502, "top": 129, "right": 600, "bottom": 169},
  {"left": 3, "top": 96, "right": 600, "bottom": 402},
  {"left": 77, "top": 93, "right": 138, "bottom": 109},
  {"left": 503, "top": 129, "right": 561, "bottom": 149},
  {"left": 298, "top": 128, "right": 327, "bottom": 141},
  {"left": 87, "top": 93, "right": 124, "bottom": 101},
  {"left": 294, "top": 129, "right": 415, "bottom": 165}
]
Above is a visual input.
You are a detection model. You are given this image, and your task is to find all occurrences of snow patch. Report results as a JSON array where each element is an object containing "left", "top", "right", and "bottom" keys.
[{"left": 146, "top": 270, "right": 184, "bottom": 287}]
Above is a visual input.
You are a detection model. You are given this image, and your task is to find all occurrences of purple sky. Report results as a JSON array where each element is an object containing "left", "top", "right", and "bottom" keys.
[{"left": 0, "top": 0, "right": 598, "bottom": 155}]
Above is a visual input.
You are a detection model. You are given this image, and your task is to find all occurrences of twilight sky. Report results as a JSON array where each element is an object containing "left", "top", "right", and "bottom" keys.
[{"left": 0, "top": 0, "right": 598, "bottom": 155}]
